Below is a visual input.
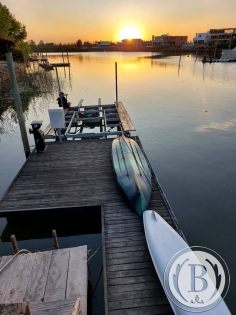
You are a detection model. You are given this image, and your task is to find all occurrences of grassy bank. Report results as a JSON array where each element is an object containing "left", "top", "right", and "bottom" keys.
[{"left": 0, "top": 61, "right": 25, "bottom": 94}]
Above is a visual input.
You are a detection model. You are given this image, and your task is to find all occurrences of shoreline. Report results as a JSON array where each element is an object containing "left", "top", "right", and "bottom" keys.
[{"left": 0, "top": 61, "right": 25, "bottom": 93}]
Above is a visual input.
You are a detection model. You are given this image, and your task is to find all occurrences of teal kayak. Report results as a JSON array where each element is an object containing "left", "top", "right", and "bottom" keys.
[{"left": 112, "top": 135, "right": 152, "bottom": 216}]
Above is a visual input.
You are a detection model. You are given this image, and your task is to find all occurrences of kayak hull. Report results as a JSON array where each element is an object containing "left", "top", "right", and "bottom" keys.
[
  {"left": 143, "top": 210, "right": 231, "bottom": 315},
  {"left": 112, "top": 135, "right": 152, "bottom": 215}
]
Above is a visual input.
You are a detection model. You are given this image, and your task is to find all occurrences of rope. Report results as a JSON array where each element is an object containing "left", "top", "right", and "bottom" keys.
[
  {"left": 92, "top": 266, "right": 103, "bottom": 296},
  {"left": 87, "top": 245, "right": 102, "bottom": 262},
  {"left": 0, "top": 249, "right": 31, "bottom": 274}
]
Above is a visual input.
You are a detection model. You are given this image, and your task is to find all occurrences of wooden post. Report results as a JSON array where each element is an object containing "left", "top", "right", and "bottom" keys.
[
  {"left": 5, "top": 53, "right": 31, "bottom": 159},
  {"left": 55, "top": 67, "right": 62, "bottom": 102},
  {"left": 214, "top": 33, "right": 219, "bottom": 58},
  {"left": 115, "top": 62, "right": 118, "bottom": 106},
  {"left": 52, "top": 229, "right": 59, "bottom": 249},
  {"left": 56, "top": 128, "right": 62, "bottom": 142},
  {"left": 229, "top": 34, "right": 232, "bottom": 49},
  {"left": 10, "top": 234, "right": 19, "bottom": 253},
  {"left": 55, "top": 67, "right": 63, "bottom": 142}
]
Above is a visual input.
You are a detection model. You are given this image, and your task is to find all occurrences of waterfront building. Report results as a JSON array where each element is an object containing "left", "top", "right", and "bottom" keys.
[
  {"left": 122, "top": 38, "right": 143, "bottom": 47},
  {"left": 193, "top": 32, "right": 211, "bottom": 45},
  {"left": 97, "top": 41, "right": 110, "bottom": 47},
  {"left": 91, "top": 41, "right": 111, "bottom": 51},
  {"left": 121, "top": 38, "right": 144, "bottom": 51},
  {"left": 152, "top": 34, "right": 188, "bottom": 46},
  {"left": 193, "top": 28, "right": 236, "bottom": 46},
  {"left": 209, "top": 28, "right": 236, "bottom": 45}
]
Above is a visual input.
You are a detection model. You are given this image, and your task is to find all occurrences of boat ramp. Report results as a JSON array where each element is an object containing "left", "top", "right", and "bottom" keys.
[{"left": 0, "top": 101, "right": 184, "bottom": 314}]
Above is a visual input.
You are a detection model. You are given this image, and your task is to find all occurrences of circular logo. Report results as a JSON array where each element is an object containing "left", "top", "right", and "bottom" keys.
[{"left": 164, "top": 246, "right": 230, "bottom": 313}]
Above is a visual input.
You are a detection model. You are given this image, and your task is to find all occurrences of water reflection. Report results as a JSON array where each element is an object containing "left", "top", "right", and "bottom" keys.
[
  {"left": 196, "top": 118, "right": 236, "bottom": 132},
  {"left": 0, "top": 65, "right": 73, "bottom": 138}
]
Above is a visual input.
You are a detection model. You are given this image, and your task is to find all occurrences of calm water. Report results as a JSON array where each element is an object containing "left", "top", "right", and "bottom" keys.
[{"left": 1, "top": 52, "right": 236, "bottom": 313}]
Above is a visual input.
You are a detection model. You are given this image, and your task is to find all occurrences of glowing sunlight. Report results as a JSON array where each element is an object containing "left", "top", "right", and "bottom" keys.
[{"left": 118, "top": 26, "right": 141, "bottom": 40}]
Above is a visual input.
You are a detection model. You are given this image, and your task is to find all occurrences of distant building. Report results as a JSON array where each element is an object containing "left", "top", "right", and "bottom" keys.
[
  {"left": 91, "top": 41, "right": 111, "bottom": 51},
  {"left": 97, "top": 41, "right": 110, "bottom": 47},
  {"left": 121, "top": 39, "right": 144, "bottom": 51},
  {"left": 152, "top": 34, "right": 188, "bottom": 46},
  {"left": 209, "top": 28, "right": 236, "bottom": 45},
  {"left": 122, "top": 39, "right": 143, "bottom": 47},
  {"left": 193, "top": 28, "right": 236, "bottom": 45},
  {"left": 193, "top": 32, "right": 211, "bottom": 45}
]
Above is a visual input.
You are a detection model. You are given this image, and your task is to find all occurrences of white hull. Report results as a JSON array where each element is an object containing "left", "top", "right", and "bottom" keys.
[{"left": 143, "top": 210, "right": 231, "bottom": 315}]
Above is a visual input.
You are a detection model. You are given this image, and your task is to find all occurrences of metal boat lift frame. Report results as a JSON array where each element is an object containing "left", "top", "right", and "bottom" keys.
[{"left": 44, "top": 99, "right": 135, "bottom": 140}]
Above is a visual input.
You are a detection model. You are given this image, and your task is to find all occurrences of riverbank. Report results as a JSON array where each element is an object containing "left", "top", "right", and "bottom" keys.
[{"left": 0, "top": 61, "right": 25, "bottom": 93}]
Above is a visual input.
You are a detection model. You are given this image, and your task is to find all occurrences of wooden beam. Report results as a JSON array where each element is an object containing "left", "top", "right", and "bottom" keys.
[
  {"left": 44, "top": 249, "right": 70, "bottom": 302},
  {"left": 66, "top": 246, "right": 87, "bottom": 315},
  {"left": 24, "top": 251, "right": 52, "bottom": 303},
  {"left": 30, "top": 298, "right": 80, "bottom": 315},
  {"left": 115, "top": 101, "right": 136, "bottom": 131},
  {"left": 0, "top": 303, "right": 30, "bottom": 315},
  {"left": 71, "top": 298, "right": 81, "bottom": 315}
]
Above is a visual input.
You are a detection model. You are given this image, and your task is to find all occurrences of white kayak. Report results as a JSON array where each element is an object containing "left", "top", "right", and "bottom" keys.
[{"left": 143, "top": 210, "right": 231, "bottom": 315}]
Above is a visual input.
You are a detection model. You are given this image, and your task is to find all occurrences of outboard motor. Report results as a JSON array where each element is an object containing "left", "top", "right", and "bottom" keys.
[{"left": 29, "top": 120, "right": 46, "bottom": 152}]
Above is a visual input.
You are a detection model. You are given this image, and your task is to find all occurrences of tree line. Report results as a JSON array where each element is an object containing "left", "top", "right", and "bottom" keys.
[
  {"left": 0, "top": 3, "right": 30, "bottom": 61},
  {"left": 28, "top": 39, "right": 116, "bottom": 53}
]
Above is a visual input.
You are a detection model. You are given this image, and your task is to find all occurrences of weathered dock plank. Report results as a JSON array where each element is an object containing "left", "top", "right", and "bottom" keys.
[
  {"left": 66, "top": 246, "right": 87, "bottom": 315},
  {"left": 0, "top": 256, "right": 19, "bottom": 303},
  {"left": 30, "top": 298, "right": 80, "bottom": 315},
  {"left": 4, "top": 253, "right": 35, "bottom": 303},
  {"left": 108, "top": 304, "right": 173, "bottom": 315},
  {"left": 24, "top": 251, "right": 52, "bottom": 303},
  {"left": 44, "top": 249, "right": 70, "bottom": 302},
  {"left": 115, "top": 102, "right": 136, "bottom": 131}
]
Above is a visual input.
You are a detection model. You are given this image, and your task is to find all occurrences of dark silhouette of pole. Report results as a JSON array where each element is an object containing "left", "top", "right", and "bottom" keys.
[
  {"left": 5, "top": 53, "right": 30, "bottom": 158},
  {"left": 115, "top": 62, "right": 118, "bottom": 105}
]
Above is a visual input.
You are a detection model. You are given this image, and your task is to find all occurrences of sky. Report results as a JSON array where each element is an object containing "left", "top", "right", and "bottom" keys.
[{"left": 1, "top": 0, "right": 236, "bottom": 44}]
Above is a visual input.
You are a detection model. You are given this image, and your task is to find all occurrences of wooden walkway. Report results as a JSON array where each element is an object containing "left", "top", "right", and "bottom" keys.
[
  {"left": 0, "top": 138, "right": 183, "bottom": 315},
  {"left": 0, "top": 246, "right": 87, "bottom": 315}
]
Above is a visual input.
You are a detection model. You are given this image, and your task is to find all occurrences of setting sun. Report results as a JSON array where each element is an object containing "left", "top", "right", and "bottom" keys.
[{"left": 118, "top": 26, "right": 141, "bottom": 41}]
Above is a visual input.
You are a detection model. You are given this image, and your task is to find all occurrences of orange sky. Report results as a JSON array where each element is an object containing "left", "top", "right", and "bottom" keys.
[{"left": 2, "top": 0, "right": 236, "bottom": 44}]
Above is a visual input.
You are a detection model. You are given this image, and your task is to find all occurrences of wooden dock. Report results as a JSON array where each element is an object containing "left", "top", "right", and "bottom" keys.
[
  {"left": 0, "top": 138, "right": 183, "bottom": 314},
  {"left": 50, "top": 62, "right": 70, "bottom": 67},
  {"left": 0, "top": 246, "right": 87, "bottom": 315},
  {"left": 39, "top": 63, "right": 54, "bottom": 71}
]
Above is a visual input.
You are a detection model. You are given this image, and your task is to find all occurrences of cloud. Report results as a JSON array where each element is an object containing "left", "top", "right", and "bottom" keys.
[{"left": 196, "top": 119, "right": 236, "bottom": 132}]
